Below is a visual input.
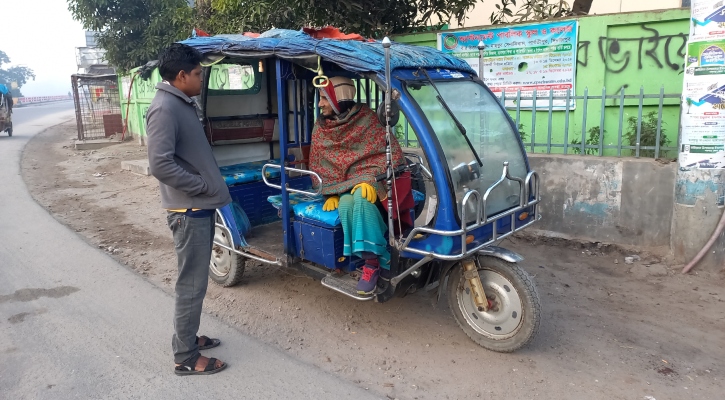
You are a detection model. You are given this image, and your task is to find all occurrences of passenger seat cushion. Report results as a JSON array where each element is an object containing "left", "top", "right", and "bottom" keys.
[
  {"left": 266, "top": 190, "right": 426, "bottom": 228},
  {"left": 219, "top": 159, "right": 280, "bottom": 186},
  {"left": 267, "top": 193, "right": 341, "bottom": 226}
]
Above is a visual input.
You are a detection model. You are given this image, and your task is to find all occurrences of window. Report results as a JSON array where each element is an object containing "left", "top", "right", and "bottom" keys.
[
  {"left": 407, "top": 80, "right": 528, "bottom": 221},
  {"left": 208, "top": 64, "right": 261, "bottom": 95}
]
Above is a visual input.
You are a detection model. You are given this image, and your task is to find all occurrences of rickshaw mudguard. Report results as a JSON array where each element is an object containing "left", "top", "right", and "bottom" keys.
[
  {"left": 478, "top": 246, "right": 524, "bottom": 263},
  {"left": 434, "top": 247, "right": 524, "bottom": 303},
  {"left": 217, "top": 204, "right": 243, "bottom": 248}
]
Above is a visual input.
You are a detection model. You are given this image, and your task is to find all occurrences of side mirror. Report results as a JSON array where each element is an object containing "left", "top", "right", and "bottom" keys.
[
  {"left": 377, "top": 99, "right": 400, "bottom": 127},
  {"left": 452, "top": 161, "right": 481, "bottom": 185}
]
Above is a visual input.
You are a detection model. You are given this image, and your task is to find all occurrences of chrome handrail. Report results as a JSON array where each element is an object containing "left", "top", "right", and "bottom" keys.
[
  {"left": 213, "top": 210, "right": 282, "bottom": 266},
  {"left": 402, "top": 152, "right": 433, "bottom": 180},
  {"left": 262, "top": 163, "right": 323, "bottom": 196},
  {"left": 399, "top": 162, "right": 541, "bottom": 262},
  {"left": 524, "top": 170, "right": 541, "bottom": 217},
  {"left": 481, "top": 161, "right": 526, "bottom": 223}
]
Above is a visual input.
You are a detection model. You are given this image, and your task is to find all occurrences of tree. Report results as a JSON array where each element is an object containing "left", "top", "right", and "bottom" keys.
[
  {"left": 0, "top": 50, "right": 35, "bottom": 91},
  {"left": 68, "top": 0, "right": 194, "bottom": 72},
  {"left": 68, "top": 0, "right": 481, "bottom": 72},
  {"left": 490, "top": 0, "right": 592, "bottom": 24},
  {"left": 196, "top": 0, "right": 480, "bottom": 38}
]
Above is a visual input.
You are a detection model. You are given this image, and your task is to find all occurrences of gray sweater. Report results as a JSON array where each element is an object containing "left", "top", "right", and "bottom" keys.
[{"left": 146, "top": 83, "right": 231, "bottom": 210}]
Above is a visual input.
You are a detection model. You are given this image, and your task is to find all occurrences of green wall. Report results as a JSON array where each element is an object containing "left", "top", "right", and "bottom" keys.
[
  {"left": 395, "top": 8, "right": 690, "bottom": 156},
  {"left": 120, "top": 63, "right": 258, "bottom": 140}
]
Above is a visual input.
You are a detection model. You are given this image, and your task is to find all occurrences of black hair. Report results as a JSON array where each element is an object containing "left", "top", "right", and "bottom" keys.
[{"left": 157, "top": 43, "right": 202, "bottom": 82}]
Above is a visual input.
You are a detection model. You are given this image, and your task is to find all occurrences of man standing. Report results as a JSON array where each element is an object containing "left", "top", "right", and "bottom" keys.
[{"left": 146, "top": 43, "right": 231, "bottom": 375}]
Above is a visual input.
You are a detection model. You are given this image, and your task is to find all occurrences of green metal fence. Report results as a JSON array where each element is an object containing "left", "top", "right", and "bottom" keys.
[{"left": 401, "top": 86, "right": 682, "bottom": 159}]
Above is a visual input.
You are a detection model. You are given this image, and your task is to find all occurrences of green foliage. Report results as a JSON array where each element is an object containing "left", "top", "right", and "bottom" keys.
[
  {"left": 624, "top": 111, "right": 671, "bottom": 158},
  {"left": 491, "top": 0, "right": 570, "bottom": 24},
  {"left": 394, "top": 123, "right": 405, "bottom": 141},
  {"left": 516, "top": 123, "right": 528, "bottom": 143},
  {"left": 570, "top": 126, "right": 603, "bottom": 155},
  {"left": 395, "top": 123, "right": 419, "bottom": 147},
  {"left": 490, "top": 0, "right": 592, "bottom": 25},
  {"left": 196, "top": 0, "right": 480, "bottom": 38},
  {"left": 0, "top": 50, "right": 35, "bottom": 89},
  {"left": 67, "top": 0, "right": 194, "bottom": 73},
  {"left": 68, "top": 0, "right": 482, "bottom": 72}
]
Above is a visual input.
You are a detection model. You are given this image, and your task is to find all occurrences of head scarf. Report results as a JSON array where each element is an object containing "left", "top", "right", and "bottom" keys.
[{"left": 320, "top": 76, "right": 356, "bottom": 115}]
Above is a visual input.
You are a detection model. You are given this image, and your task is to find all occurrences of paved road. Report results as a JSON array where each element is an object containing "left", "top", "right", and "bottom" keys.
[
  {"left": 9, "top": 101, "right": 75, "bottom": 128},
  {"left": 0, "top": 103, "right": 377, "bottom": 399}
]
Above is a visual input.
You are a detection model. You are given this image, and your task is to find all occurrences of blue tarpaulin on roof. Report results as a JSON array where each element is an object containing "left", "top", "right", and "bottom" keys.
[
  {"left": 0, "top": 84, "right": 9, "bottom": 95},
  {"left": 180, "top": 29, "right": 475, "bottom": 76}
]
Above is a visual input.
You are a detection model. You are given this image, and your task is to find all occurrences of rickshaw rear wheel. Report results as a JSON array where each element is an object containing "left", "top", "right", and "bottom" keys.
[
  {"left": 7, "top": 123, "right": 12, "bottom": 137},
  {"left": 447, "top": 255, "right": 540, "bottom": 353},
  {"left": 209, "top": 214, "right": 245, "bottom": 287}
]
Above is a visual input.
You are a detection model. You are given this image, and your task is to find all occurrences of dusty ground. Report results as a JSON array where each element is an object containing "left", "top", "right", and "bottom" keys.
[{"left": 21, "top": 121, "right": 725, "bottom": 400}]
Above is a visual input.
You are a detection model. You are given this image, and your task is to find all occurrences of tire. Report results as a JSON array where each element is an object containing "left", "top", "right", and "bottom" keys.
[
  {"left": 447, "top": 255, "right": 541, "bottom": 352},
  {"left": 7, "top": 123, "right": 12, "bottom": 137},
  {"left": 208, "top": 214, "right": 245, "bottom": 287}
]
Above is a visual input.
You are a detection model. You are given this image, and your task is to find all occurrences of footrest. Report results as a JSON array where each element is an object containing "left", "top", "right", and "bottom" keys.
[{"left": 320, "top": 274, "right": 374, "bottom": 301}]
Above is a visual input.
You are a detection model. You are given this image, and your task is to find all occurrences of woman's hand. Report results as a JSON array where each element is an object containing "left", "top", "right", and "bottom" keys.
[
  {"left": 323, "top": 195, "right": 340, "bottom": 211},
  {"left": 351, "top": 182, "right": 377, "bottom": 203}
]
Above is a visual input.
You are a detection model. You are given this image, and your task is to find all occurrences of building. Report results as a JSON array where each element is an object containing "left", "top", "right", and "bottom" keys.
[
  {"left": 451, "top": 0, "right": 690, "bottom": 28},
  {"left": 75, "top": 31, "right": 115, "bottom": 75}
]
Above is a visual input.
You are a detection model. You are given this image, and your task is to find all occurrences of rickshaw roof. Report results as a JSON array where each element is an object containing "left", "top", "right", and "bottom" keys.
[{"left": 180, "top": 29, "right": 475, "bottom": 76}]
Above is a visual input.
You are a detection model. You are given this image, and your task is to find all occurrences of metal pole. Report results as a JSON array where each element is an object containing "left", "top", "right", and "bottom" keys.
[
  {"left": 383, "top": 37, "right": 396, "bottom": 246},
  {"left": 71, "top": 75, "right": 84, "bottom": 141},
  {"left": 477, "top": 41, "right": 486, "bottom": 81},
  {"left": 478, "top": 41, "right": 487, "bottom": 152}
]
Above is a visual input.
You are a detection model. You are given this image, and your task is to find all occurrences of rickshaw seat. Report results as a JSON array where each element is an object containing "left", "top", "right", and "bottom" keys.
[
  {"left": 219, "top": 159, "right": 280, "bottom": 186},
  {"left": 205, "top": 117, "right": 276, "bottom": 144},
  {"left": 266, "top": 190, "right": 426, "bottom": 228}
]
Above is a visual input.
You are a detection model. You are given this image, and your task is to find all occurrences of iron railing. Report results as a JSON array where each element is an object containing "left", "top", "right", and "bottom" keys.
[{"left": 400, "top": 86, "right": 681, "bottom": 159}]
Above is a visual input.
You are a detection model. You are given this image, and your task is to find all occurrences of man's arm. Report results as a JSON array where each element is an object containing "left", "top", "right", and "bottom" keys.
[{"left": 146, "top": 105, "right": 208, "bottom": 196}]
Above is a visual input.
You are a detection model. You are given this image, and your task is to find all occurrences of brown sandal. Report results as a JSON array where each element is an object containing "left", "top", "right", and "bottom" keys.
[{"left": 174, "top": 354, "right": 227, "bottom": 376}]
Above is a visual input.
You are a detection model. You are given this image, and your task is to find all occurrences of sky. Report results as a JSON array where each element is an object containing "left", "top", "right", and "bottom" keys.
[{"left": 0, "top": 1, "right": 86, "bottom": 97}]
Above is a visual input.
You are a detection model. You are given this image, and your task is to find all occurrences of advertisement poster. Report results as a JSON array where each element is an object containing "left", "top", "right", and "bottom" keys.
[
  {"left": 691, "top": 0, "right": 725, "bottom": 42},
  {"left": 437, "top": 21, "right": 578, "bottom": 109},
  {"left": 680, "top": 3, "right": 725, "bottom": 169}
]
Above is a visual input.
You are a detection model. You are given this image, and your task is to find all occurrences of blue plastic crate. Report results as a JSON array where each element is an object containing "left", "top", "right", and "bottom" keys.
[
  {"left": 228, "top": 176, "right": 311, "bottom": 227},
  {"left": 293, "top": 218, "right": 362, "bottom": 272}
]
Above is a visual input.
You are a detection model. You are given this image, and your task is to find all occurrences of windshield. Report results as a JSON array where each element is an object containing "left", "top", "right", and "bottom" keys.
[{"left": 406, "top": 79, "right": 528, "bottom": 223}]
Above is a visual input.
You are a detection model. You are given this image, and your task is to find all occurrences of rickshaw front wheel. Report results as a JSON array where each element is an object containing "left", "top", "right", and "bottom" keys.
[
  {"left": 7, "top": 122, "right": 12, "bottom": 137},
  {"left": 208, "top": 214, "right": 245, "bottom": 287},
  {"left": 447, "top": 255, "right": 541, "bottom": 353}
]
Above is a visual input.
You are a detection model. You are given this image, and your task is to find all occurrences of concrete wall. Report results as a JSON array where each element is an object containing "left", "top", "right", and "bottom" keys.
[
  {"left": 527, "top": 153, "right": 677, "bottom": 247},
  {"left": 671, "top": 169, "right": 725, "bottom": 270},
  {"left": 119, "top": 69, "right": 160, "bottom": 143}
]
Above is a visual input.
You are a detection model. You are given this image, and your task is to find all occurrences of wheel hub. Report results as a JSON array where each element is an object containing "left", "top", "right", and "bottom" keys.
[
  {"left": 209, "top": 227, "right": 232, "bottom": 277},
  {"left": 458, "top": 269, "right": 524, "bottom": 339}
]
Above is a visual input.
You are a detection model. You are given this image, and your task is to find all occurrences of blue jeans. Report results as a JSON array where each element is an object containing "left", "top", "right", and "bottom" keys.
[{"left": 166, "top": 211, "right": 215, "bottom": 363}]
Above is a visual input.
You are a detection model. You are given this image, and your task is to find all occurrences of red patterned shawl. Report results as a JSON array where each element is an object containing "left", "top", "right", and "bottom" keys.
[{"left": 309, "top": 104, "right": 404, "bottom": 196}]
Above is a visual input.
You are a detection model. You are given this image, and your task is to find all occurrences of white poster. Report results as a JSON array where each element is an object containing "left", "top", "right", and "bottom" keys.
[
  {"left": 437, "top": 21, "right": 578, "bottom": 109},
  {"left": 691, "top": 0, "right": 725, "bottom": 42},
  {"left": 679, "top": 0, "right": 725, "bottom": 169}
]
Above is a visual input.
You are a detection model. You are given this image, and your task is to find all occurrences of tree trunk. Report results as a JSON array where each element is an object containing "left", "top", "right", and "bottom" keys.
[{"left": 571, "top": 0, "right": 594, "bottom": 15}]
